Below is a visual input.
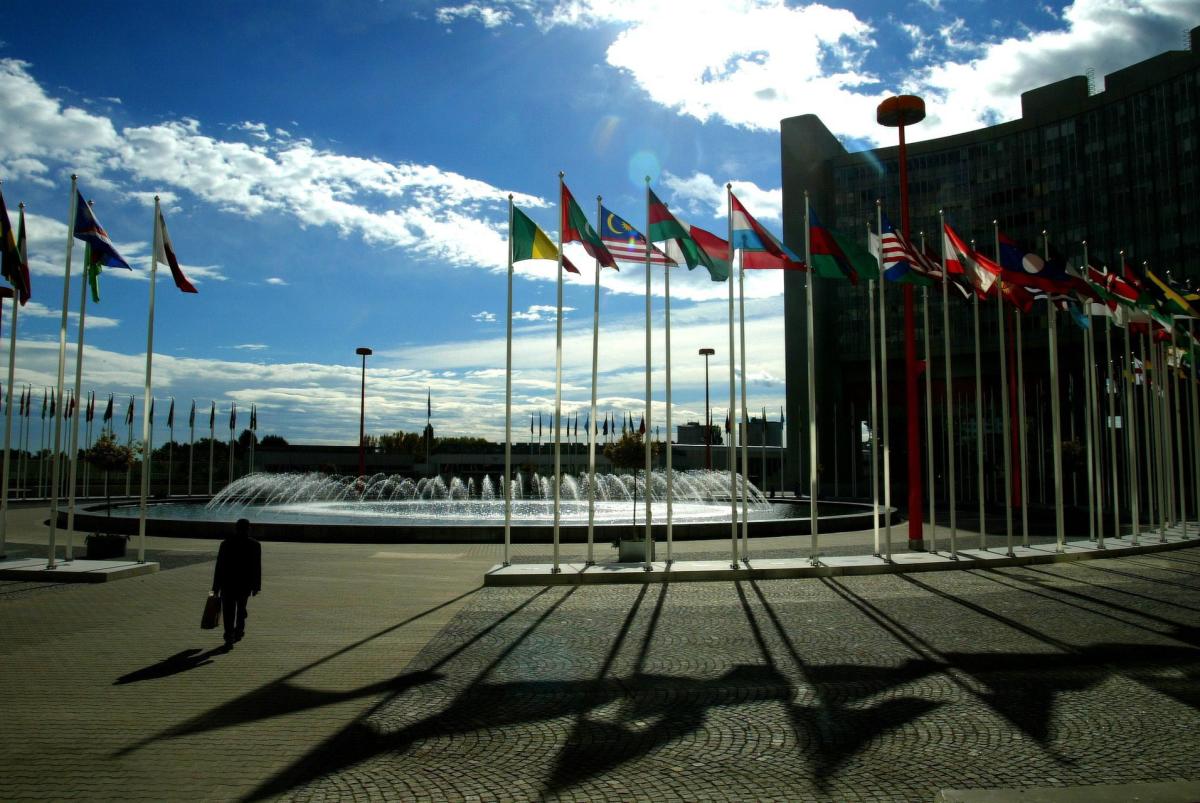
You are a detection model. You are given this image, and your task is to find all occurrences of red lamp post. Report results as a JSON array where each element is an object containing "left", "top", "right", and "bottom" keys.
[
  {"left": 356, "top": 347, "right": 372, "bottom": 479},
  {"left": 876, "top": 95, "right": 927, "bottom": 551}
]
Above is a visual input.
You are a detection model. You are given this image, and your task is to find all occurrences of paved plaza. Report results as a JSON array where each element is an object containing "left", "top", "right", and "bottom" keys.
[{"left": 3, "top": 505, "right": 1200, "bottom": 801}]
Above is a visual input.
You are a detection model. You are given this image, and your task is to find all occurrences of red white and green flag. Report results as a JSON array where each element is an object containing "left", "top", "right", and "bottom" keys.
[
  {"left": 647, "top": 188, "right": 729, "bottom": 281},
  {"left": 561, "top": 183, "right": 616, "bottom": 269}
]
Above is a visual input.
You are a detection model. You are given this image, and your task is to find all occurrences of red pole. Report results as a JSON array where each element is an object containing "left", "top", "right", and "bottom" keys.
[{"left": 897, "top": 122, "right": 925, "bottom": 549}]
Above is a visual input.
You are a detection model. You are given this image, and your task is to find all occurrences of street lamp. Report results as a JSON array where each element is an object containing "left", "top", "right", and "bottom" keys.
[
  {"left": 356, "top": 347, "right": 372, "bottom": 478},
  {"left": 699, "top": 348, "right": 715, "bottom": 470}
]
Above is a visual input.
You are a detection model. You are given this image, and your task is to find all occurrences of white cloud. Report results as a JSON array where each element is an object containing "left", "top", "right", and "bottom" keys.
[
  {"left": 0, "top": 58, "right": 546, "bottom": 280},
  {"left": 436, "top": 3, "right": 513, "bottom": 27},
  {"left": 662, "top": 171, "right": 782, "bottom": 222},
  {"left": 20, "top": 300, "right": 120, "bottom": 328},
  {"left": 471, "top": 310, "right": 497, "bottom": 322},
  {"left": 441, "top": 0, "right": 1196, "bottom": 144},
  {"left": 264, "top": 277, "right": 288, "bottom": 286},
  {"left": 233, "top": 343, "right": 269, "bottom": 351},
  {"left": 512, "top": 303, "right": 573, "bottom": 321}
]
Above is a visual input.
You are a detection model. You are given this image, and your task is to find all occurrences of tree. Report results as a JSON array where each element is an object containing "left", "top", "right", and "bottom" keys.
[
  {"left": 259, "top": 434, "right": 289, "bottom": 448},
  {"left": 83, "top": 432, "right": 136, "bottom": 532}
]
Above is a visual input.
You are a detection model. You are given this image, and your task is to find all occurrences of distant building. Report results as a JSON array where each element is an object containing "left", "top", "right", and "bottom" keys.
[{"left": 677, "top": 421, "right": 723, "bottom": 446}]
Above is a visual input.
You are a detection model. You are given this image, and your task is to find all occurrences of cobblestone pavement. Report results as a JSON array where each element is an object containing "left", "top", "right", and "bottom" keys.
[
  {"left": 2, "top": 503, "right": 1199, "bottom": 801},
  {"left": 267, "top": 551, "right": 1200, "bottom": 802}
]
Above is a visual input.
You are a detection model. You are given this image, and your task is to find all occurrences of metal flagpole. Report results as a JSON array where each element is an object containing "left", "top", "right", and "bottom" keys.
[
  {"left": 663, "top": 195, "right": 675, "bottom": 564},
  {"left": 188, "top": 401, "right": 195, "bottom": 497},
  {"left": 1141, "top": 333, "right": 1155, "bottom": 537},
  {"left": 65, "top": 198, "right": 96, "bottom": 560},
  {"left": 227, "top": 404, "right": 235, "bottom": 487},
  {"left": 970, "top": 240, "right": 985, "bottom": 551},
  {"left": 939, "top": 211, "right": 957, "bottom": 556},
  {"left": 1043, "top": 232, "right": 1065, "bottom": 551},
  {"left": 737, "top": 245, "right": 750, "bottom": 561},
  {"left": 167, "top": 399, "right": 174, "bottom": 496},
  {"left": 586, "top": 197, "right": 601, "bottom": 566},
  {"left": 641, "top": 178, "right": 653, "bottom": 572},
  {"left": 727, "top": 187, "right": 738, "bottom": 568},
  {"left": 0, "top": 196, "right": 23, "bottom": 555},
  {"left": 868, "top": 224, "right": 880, "bottom": 558},
  {"left": 920, "top": 232, "right": 937, "bottom": 553},
  {"left": 0, "top": 226, "right": 18, "bottom": 555},
  {"left": 1105, "top": 298, "right": 1121, "bottom": 541},
  {"left": 1082, "top": 292, "right": 1098, "bottom": 544},
  {"left": 47, "top": 176, "right": 79, "bottom": 569},
  {"left": 207, "top": 402, "right": 215, "bottom": 496},
  {"left": 994, "top": 224, "right": 1014, "bottom": 556},
  {"left": 762, "top": 405, "right": 768, "bottom": 500},
  {"left": 83, "top": 393, "right": 92, "bottom": 500},
  {"left": 136, "top": 198, "right": 162, "bottom": 564},
  {"left": 1157, "top": 337, "right": 1169, "bottom": 539},
  {"left": 877, "top": 203, "right": 891, "bottom": 561},
  {"left": 804, "top": 192, "right": 820, "bottom": 564},
  {"left": 1172, "top": 329, "right": 1186, "bottom": 538},
  {"left": 553, "top": 173, "right": 565, "bottom": 574},
  {"left": 1126, "top": 311, "right": 1141, "bottom": 542},
  {"left": 1189, "top": 318, "right": 1199, "bottom": 531},
  {"left": 503, "top": 195, "right": 514, "bottom": 566}
]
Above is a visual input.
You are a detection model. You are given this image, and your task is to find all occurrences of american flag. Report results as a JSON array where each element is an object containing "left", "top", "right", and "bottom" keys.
[
  {"left": 870, "top": 223, "right": 941, "bottom": 282},
  {"left": 599, "top": 205, "right": 674, "bottom": 266}
]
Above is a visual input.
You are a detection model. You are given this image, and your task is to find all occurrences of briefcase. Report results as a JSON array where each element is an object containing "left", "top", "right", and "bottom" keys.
[{"left": 201, "top": 593, "right": 222, "bottom": 630}]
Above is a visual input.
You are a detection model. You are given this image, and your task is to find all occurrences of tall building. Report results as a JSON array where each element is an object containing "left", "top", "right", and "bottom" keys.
[{"left": 781, "top": 28, "right": 1200, "bottom": 516}]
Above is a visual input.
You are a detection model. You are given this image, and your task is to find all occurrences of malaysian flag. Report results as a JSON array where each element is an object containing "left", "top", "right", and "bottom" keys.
[{"left": 599, "top": 206, "right": 674, "bottom": 266}]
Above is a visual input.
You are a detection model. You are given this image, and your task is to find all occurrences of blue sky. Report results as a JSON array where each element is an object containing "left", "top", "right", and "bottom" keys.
[{"left": 0, "top": 0, "right": 1193, "bottom": 446}]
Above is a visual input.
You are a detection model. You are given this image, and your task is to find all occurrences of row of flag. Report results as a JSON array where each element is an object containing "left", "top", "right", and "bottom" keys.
[{"left": 0, "top": 388, "right": 259, "bottom": 432}]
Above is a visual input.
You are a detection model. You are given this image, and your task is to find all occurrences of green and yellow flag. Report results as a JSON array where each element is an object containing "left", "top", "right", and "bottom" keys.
[{"left": 511, "top": 206, "right": 578, "bottom": 273}]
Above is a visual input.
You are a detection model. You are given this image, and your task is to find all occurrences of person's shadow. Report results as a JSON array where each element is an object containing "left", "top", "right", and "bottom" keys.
[{"left": 114, "top": 646, "right": 229, "bottom": 685}]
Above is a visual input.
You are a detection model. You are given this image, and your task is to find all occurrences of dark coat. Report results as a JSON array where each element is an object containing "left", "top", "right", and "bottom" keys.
[{"left": 212, "top": 535, "right": 261, "bottom": 595}]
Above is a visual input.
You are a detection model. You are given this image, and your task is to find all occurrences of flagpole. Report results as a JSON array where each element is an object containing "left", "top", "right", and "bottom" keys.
[
  {"left": 991, "top": 224, "right": 1014, "bottom": 556},
  {"left": 47, "top": 176, "right": 79, "bottom": 569},
  {"left": 804, "top": 191, "right": 820, "bottom": 564},
  {"left": 737, "top": 242, "right": 750, "bottom": 562},
  {"left": 867, "top": 222, "right": 880, "bottom": 558},
  {"left": 208, "top": 403, "right": 215, "bottom": 497},
  {"left": 663, "top": 202, "right": 675, "bottom": 565},
  {"left": 585, "top": 194, "right": 600, "bottom": 563},
  {"left": 1171, "top": 326, "right": 1186, "bottom": 537},
  {"left": 168, "top": 400, "right": 174, "bottom": 496},
  {"left": 1189, "top": 318, "right": 1199, "bottom": 532},
  {"left": 1043, "top": 232, "right": 1065, "bottom": 551},
  {"left": 726, "top": 187, "right": 738, "bottom": 569},
  {"left": 188, "top": 401, "right": 195, "bottom": 497},
  {"left": 228, "top": 404, "right": 235, "bottom": 488},
  {"left": 83, "top": 393, "right": 92, "bottom": 500},
  {"left": 134, "top": 200, "right": 161, "bottom": 563},
  {"left": 920, "top": 232, "right": 937, "bottom": 553},
  {"left": 65, "top": 199, "right": 99, "bottom": 560},
  {"left": 0, "top": 242, "right": 18, "bottom": 556},
  {"left": 939, "top": 210, "right": 957, "bottom": 556},
  {"left": 1105, "top": 286, "right": 1120, "bottom": 541},
  {"left": 553, "top": 173, "right": 565, "bottom": 574},
  {"left": 501, "top": 196, "right": 514, "bottom": 566},
  {"left": 641, "top": 178, "right": 653, "bottom": 572},
  {"left": 876, "top": 202, "right": 892, "bottom": 561},
  {"left": 970, "top": 240, "right": 985, "bottom": 551},
  {"left": 1126, "top": 308, "right": 1141, "bottom": 543}
]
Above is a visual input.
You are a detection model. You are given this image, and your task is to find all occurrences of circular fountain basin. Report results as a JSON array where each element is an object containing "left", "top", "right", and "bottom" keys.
[{"left": 73, "top": 470, "right": 892, "bottom": 544}]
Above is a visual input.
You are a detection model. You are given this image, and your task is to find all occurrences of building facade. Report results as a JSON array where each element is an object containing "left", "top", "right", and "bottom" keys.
[{"left": 781, "top": 28, "right": 1200, "bottom": 516}]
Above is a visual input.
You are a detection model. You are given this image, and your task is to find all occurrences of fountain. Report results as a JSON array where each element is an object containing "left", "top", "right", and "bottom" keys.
[{"left": 77, "top": 469, "right": 888, "bottom": 544}]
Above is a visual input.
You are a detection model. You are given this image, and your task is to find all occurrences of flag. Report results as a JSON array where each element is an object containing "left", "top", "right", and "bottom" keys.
[
  {"left": 426, "top": 388, "right": 431, "bottom": 420},
  {"left": 49, "top": 389, "right": 56, "bottom": 418},
  {"left": 530, "top": 413, "right": 534, "bottom": 436},
  {"left": 512, "top": 206, "right": 580, "bottom": 274},
  {"left": 250, "top": 403, "right": 257, "bottom": 431},
  {"left": 40, "top": 389, "right": 46, "bottom": 420},
  {"left": 561, "top": 183, "right": 617, "bottom": 269},
  {"left": 84, "top": 242, "right": 104, "bottom": 303},
  {"left": 573, "top": 413, "right": 578, "bottom": 438},
  {"left": 156, "top": 210, "right": 198, "bottom": 293},
  {"left": 538, "top": 412, "right": 542, "bottom": 438},
  {"left": 602, "top": 414, "right": 608, "bottom": 436},
  {"left": 1144, "top": 265, "right": 1198, "bottom": 318},
  {"left": 229, "top": 403, "right": 237, "bottom": 431},
  {"left": 149, "top": 398, "right": 155, "bottom": 425},
  {"left": 584, "top": 412, "right": 589, "bottom": 435},
  {"left": 209, "top": 401, "right": 215, "bottom": 430},
  {"left": 806, "top": 208, "right": 876, "bottom": 284},
  {"left": 125, "top": 396, "right": 134, "bottom": 426},
  {"left": 996, "top": 231, "right": 1079, "bottom": 305},
  {"left": 599, "top": 205, "right": 673, "bottom": 266},
  {"left": 189, "top": 400, "right": 195, "bottom": 428},
  {"left": 73, "top": 190, "right": 131, "bottom": 271},
  {"left": 942, "top": 222, "right": 999, "bottom": 298},
  {"left": 103, "top": 394, "right": 113, "bottom": 423},
  {"left": 167, "top": 398, "right": 175, "bottom": 428},
  {"left": 0, "top": 189, "right": 31, "bottom": 304},
  {"left": 622, "top": 414, "right": 628, "bottom": 436},
  {"left": 639, "top": 415, "right": 646, "bottom": 435},
  {"left": 86, "top": 391, "right": 95, "bottom": 423},
  {"left": 724, "top": 413, "right": 731, "bottom": 433},
  {"left": 730, "top": 191, "right": 806, "bottom": 271},
  {"left": 780, "top": 405, "right": 785, "bottom": 426},
  {"left": 647, "top": 188, "right": 730, "bottom": 281},
  {"left": 869, "top": 215, "right": 938, "bottom": 286}
]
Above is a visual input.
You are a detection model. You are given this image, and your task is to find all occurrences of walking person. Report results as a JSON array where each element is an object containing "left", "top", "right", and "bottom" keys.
[{"left": 211, "top": 518, "right": 261, "bottom": 648}]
